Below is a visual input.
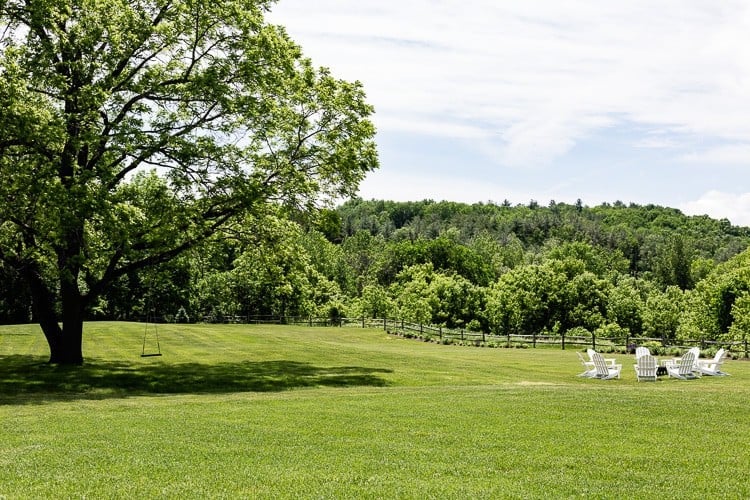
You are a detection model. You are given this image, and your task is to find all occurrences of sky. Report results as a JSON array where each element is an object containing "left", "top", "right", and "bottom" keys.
[{"left": 268, "top": 1, "right": 750, "bottom": 226}]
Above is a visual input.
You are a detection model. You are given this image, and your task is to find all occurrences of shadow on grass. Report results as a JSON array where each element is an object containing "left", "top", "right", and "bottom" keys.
[{"left": 0, "top": 355, "right": 393, "bottom": 405}]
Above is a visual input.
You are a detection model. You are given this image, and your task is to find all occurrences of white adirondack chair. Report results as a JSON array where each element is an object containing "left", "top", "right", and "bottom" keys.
[
  {"left": 587, "top": 348, "right": 616, "bottom": 367},
  {"left": 666, "top": 351, "right": 700, "bottom": 380},
  {"left": 635, "top": 346, "right": 651, "bottom": 359},
  {"left": 577, "top": 352, "right": 597, "bottom": 378},
  {"left": 633, "top": 353, "right": 658, "bottom": 382},
  {"left": 697, "top": 348, "right": 730, "bottom": 376},
  {"left": 687, "top": 346, "right": 701, "bottom": 371},
  {"left": 591, "top": 351, "right": 622, "bottom": 380}
]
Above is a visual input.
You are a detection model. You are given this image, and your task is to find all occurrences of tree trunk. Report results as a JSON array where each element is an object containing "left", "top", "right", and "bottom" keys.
[
  {"left": 47, "top": 321, "right": 84, "bottom": 365},
  {"left": 54, "top": 275, "right": 85, "bottom": 365},
  {"left": 26, "top": 261, "right": 85, "bottom": 365}
]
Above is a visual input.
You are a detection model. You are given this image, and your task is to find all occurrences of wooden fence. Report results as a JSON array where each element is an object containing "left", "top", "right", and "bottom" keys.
[
  {"left": 145, "top": 314, "right": 750, "bottom": 358},
  {"left": 381, "top": 319, "right": 750, "bottom": 358}
]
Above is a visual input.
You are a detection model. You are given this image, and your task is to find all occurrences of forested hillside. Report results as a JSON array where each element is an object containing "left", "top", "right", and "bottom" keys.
[{"left": 3, "top": 198, "right": 750, "bottom": 343}]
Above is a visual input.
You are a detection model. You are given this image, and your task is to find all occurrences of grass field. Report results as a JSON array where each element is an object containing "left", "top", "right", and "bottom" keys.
[{"left": 1, "top": 322, "right": 749, "bottom": 499}]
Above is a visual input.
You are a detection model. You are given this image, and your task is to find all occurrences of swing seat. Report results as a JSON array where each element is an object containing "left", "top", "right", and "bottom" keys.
[{"left": 140, "top": 353, "right": 163, "bottom": 357}]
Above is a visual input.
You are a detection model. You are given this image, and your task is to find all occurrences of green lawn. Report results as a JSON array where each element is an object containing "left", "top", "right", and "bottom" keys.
[{"left": 1, "top": 322, "right": 748, "bottom": 499}]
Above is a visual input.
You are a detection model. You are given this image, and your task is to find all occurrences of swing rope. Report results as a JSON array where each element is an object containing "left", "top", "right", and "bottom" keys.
[{"left": 141, "top": 299, "right": 163, "bottom": 357}]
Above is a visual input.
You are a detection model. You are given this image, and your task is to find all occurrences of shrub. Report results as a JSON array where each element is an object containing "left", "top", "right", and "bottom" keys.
[
  {"left": 175, "top": 306, "right": 190, "bottom": 324},
  {"left": 467, "top": 319, "right": 482, "bottom": 332},
  {"left": 565, "top": 326, "right": 591, "bottom": 338},
  {"left": 595, "top": 322, "right": 628, "bottom": 339}
]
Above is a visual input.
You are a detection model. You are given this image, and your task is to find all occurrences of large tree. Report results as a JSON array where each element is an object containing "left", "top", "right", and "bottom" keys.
[{"left": 0, "top": 0, "right": 377, "bottom": 363}]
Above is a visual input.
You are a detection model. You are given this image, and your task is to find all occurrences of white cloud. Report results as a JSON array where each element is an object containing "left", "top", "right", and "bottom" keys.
[
  {"left": 679, "top": 144, "right": 750, "bottom": 165},
  {"left": 633, "top": 137, "right": 681, "bottom": 150},
  {"left": 270, "top": 0, "right": 750, "bottom": 169},
  {"left": 681, "top": 191, "right": 750, "bottom": 226}
]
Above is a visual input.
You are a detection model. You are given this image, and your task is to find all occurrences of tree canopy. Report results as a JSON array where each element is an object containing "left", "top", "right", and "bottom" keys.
[{"left": 0, "top": 0, "right": 377, "bottom": 363}]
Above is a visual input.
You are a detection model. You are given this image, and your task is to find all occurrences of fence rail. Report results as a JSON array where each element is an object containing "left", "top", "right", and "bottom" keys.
[
  {"left": 140, "top": 314, "right": 750, "bottom": 358},
  {"left": 382, "top": 319, "right": 750, "bottom": 358}
]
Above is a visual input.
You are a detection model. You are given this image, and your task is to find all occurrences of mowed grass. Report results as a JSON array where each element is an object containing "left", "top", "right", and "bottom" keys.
[{"left": 1, "top": 322, "right": 749, "bottom": 499}]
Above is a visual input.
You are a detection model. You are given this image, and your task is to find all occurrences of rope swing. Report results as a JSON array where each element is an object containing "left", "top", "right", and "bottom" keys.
[{"left": 141, "top": 314, "right": 162, "bottom": 357}]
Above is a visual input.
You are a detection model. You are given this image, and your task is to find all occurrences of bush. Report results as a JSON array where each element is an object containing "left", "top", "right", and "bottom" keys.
[
  {"left": 467, "top": 319, "right": 482, "bottom": 332},
  {"left": 595, "top": 323, "right": 628, "bottom": 339},
  {"left": 639, "top": 340, "right": 664, "bottom": 356},
  {"left": 565, "top": 326, "right": 591, "bottom": 338},
  {"left": 175, "top": 306, "right": 190, "bottom": 324}
]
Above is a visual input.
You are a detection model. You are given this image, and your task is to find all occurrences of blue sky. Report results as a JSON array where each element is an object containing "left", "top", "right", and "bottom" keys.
[{"left": 269, "top": 1, "right": 750, "bottom": 225}]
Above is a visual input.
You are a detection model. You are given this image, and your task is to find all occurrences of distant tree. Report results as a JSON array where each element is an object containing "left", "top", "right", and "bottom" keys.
[
  {"left": 652, "top": 235, "right": 694, "bottom": 289},
  {"left": 676, "top": 249, "right": 750, "bottom": 340},
  {"left": 606, "top": 276, "right": 651, "bottom": 336},
  {"left": 315, "top": 210, "right": 344, "bottom": 243},
  {"left": 390, "top": 263, "right": 484, "bottom": 329},
  {"left": 728, "top": 292, "right": 750, "bottom": 342},
  {"left": 485, "top": 264, "right": 561, "bottom": 335},
  {"left": 544, "top": 241, "right": 628, "bottom": 277},
  {"left": 469, "top": 232, "right": 523, "bottom": 278},
  {"left": 340, "top": 230, "right": 385, "bottom": 292},
  {"left": 353, "top": 284, "right": 394, "bottom": 319},
  {"left": 0, "top": 0, "right": 377, "bottom": 363},
  {"left": 642, "top": 286, "right": 685, "bottom": 340},
  {"left": 225, "top": 213, "right": 340, "bottom": 319}
]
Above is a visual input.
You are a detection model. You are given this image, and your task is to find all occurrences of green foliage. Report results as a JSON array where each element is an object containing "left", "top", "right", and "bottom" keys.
[
  {"left": 642, "top": 286, "right": 685, "bottom": 339},
  {"left": 606, "top": 275, "right": 651, "bottom": 336},
  {"left": 639, "top": 340, "right": 665, "bottom": 355},
  {"left": 350, "top": 284, "right": 394, "bottom": 319},
  {"left": 544, "top": 240, "right": 629, "bottom": 277},
  {"left": 565, "top": 326, "right": 591, "bottom": 338},
  {"left": 594, "top": 322, "right": 628, "bottom": 339},
  {"left": 486, "top": 257, "right": 610, "bottom": 336},
  {"left": 728, "top": 293, "right": 750, "bottom": 341},
  {"left": 678, "top": 248, "right": 750, "bottom": 341},
  {"left": 486, "top": 264, "right": 557, "bottom": 335},
  {"left": 174, "top": 306, "right": 190, "bottom": 324}
]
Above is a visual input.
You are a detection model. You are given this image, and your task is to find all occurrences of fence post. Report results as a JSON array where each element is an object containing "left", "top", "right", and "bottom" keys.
[
  {"left": 362, "top": 317, "right": 365, "bottom": 329},
  {"left": 532, "top": 331, "right": 537, "bottom": 348},
  {"left": 482, "top": 330, "right": 486, "bottom": 343},
  {"left": 439, "top": 326, "right": 442, "bottom": 339},
  {"left": 561, "top": 331, "right": 565, "bottom": 350},
  {"left": 746, "top": 339, "right": 748, "bottom": 358},
  {"left": 592, "top": 332, "right": 596, "bottom": 350},
  {"left": 384, "top": 317, "right": 387, "bottom": 331}
]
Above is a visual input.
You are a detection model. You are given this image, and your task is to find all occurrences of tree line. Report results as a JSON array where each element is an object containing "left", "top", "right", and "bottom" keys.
[{"left": 4, "top": 197, "right": 749, "bottom": 344}]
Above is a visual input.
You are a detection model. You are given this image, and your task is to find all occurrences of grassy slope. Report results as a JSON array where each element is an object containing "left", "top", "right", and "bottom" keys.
[{"left": 1, "top": 322, "right": 748, "bottom": 499}]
